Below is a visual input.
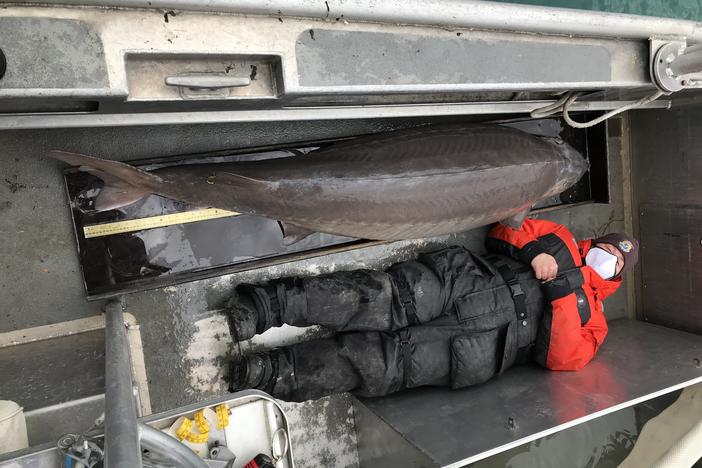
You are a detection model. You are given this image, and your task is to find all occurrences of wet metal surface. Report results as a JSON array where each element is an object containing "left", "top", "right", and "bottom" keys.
[
  {"left": 467, "top": 386, "right": 681, "bottom": 468},
  {"left": 467, "top": 406, "right": 638, "bottom": 468},
  {"left": 279, "top": 395, "right": 359, "bottom": 468},
  {"left": 361, "top": 320, "right": 702, "bottom": 467},
  {"left": 24, "top": 394, "right": 104, "bottom": 446},
  {"left": 354, "top": 399, "right": 433, "bottom": 467},
  {"left": 0, "top": 330, "right": 105, "bottom": 411}
]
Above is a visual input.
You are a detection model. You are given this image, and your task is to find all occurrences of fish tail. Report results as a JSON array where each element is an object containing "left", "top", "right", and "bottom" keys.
[{"left": 48, "top": 150, "right": 161, "bottom": 211}]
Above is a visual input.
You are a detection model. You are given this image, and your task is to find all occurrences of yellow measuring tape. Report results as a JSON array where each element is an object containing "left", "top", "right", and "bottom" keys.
[
  {"left": 215, "top": 404, "right": 230, "bottom": 429},
  {"left": 175, "top": 412, "right": 210, "bottom": 444},
  {"left": 82, "top": 208, "right": 240, "bottom": 239},
  {"left": 193, "top": 410, "right": 211, "bottom": 435},
  {"left": 173, "top": 406, "right": 230, "bottom": 445}
]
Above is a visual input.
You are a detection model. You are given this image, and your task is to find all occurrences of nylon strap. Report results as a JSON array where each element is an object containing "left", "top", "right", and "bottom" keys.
[
  {"left": 395, "top": 276, "right": 420, "bottom": 326},
  {"left": 399, "top": 329, "right": 413, "bottom": 386},
  {"left": 496, "top": 264, "right": 528, "bottom": 320}
]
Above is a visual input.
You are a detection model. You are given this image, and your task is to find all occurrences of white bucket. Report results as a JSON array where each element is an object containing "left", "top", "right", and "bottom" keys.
[{"left": 0, "top": 400, "right": 29, "bottom": 454}]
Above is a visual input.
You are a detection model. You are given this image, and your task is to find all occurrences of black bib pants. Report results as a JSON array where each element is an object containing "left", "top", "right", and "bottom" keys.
[{"left": 244, "top": 247, "right": 545, "bottom": 402}]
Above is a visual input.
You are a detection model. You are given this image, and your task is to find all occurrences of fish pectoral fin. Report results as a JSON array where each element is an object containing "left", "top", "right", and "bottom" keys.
[
  {"left": 77, "top": 166, "right": 150, "bottom": 211},
  {"left": 278, "top": 221, "right": 317, "bottom": 246},
  {"left": 94, "top": 183, "right": 151, "bottom": 211},
  {"left": 49, "top": 150, "right": 161, "bottom": 211},
  {"left": 499, "top": 207, "right": 531, "bottom": 230}
]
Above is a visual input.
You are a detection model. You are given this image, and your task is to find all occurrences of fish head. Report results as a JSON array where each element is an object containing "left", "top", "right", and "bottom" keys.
[{"left": 539, "top": 137, "right": 590, "bottom": 196}]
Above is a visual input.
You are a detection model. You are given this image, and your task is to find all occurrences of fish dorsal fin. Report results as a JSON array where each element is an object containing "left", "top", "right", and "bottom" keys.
[{"left": 49, "top": 150, "right": 161, "bottom": 211}]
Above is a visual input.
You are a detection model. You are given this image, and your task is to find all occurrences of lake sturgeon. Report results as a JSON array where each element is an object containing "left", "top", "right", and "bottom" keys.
[{"left": 49, "top": 124, "right": 588, "bottom": 242}]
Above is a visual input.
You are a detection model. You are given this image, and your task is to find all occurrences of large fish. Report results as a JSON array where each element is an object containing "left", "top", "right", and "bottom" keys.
[{"left": 49, "top": 124, "right": 588, "bottom": 242}]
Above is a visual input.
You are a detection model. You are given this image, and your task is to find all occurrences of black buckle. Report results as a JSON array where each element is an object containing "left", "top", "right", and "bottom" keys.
[{"left": 508, "top": 281, "right": 524, "bottom": 297}]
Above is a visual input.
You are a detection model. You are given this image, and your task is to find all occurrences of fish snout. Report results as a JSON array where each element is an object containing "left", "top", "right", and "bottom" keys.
[
  {"left": 538, "top": 137, "right": 589, "bottom": 196},
  {"left": 560, "top": 141, "right": 590, "bottom": 184},
  {"left": 544, "top": 137, "right": 589, "bottom": 187}
]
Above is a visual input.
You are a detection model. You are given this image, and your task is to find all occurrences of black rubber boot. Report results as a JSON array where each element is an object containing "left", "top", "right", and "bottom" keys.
[
  {"left": 225, "top": 293, "right": 261, "bottom": 342},
  {"left": 229, "top": 352, "right": 277, "bottom": 393},
  {"left": 230, "top": 284, "right": 283, "bottom": 338}
]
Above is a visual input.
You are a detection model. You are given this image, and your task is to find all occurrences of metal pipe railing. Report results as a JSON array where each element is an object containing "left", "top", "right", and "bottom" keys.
[
  {"left": 104, "top": 300, "right": 142, "bottom": 468},
  {"left": 669, "top": 45, "right": 702, "bottom": 78},
  {"left": 6, "top": 0, "right": 702, "bottom": 42}
]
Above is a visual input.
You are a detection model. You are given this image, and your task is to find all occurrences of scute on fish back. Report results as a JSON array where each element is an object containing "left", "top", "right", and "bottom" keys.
[{"left": 48, "top": 124, "right": 588, "bottom": 242}]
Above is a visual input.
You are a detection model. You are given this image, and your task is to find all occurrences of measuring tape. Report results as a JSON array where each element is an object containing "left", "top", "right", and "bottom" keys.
[{"left": 82, "top": 208, "right": 240, "bottom": 239}]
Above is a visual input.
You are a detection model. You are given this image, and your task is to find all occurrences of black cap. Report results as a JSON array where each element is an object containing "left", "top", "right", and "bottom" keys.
[{"left": 592, "top": 233, "right": 639, "bottom": 277}]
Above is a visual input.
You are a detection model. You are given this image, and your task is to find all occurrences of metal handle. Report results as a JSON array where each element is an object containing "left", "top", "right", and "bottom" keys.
[{"left": 165, "top": 75, "right": 251, "bottom": 89}]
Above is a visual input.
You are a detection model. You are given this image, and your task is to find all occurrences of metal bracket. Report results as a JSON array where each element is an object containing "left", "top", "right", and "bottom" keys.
[{"left": 650, "top": 38, "right": 702, "bottom": 92}]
